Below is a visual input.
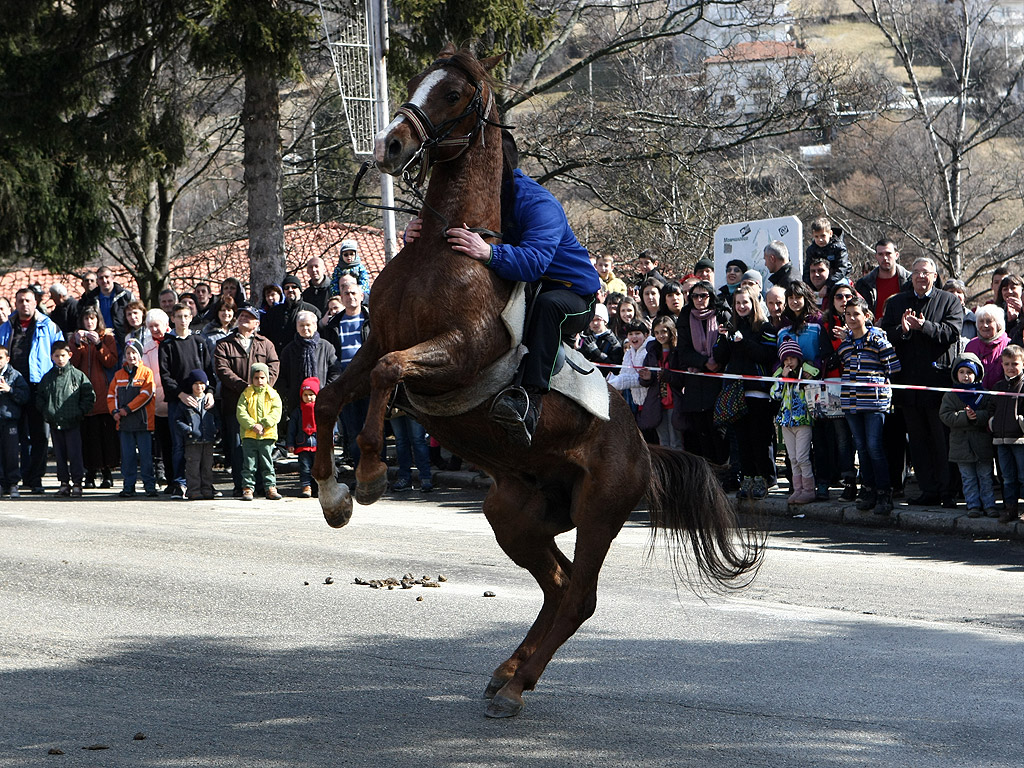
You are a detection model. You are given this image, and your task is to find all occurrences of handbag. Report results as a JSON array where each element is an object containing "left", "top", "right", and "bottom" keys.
[{"left": 713, "top": 379, "right": 747, "bottom": 426}]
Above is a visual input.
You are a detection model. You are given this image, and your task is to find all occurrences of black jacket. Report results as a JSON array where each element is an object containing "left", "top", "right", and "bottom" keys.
[
  {"left": 879, "top": 287, "right": 964, "bottom": 405},
  {"left": 158, "top": 332, "right": 217, "bottom": 403},
  {"left": 262, "top": 299, "right": 322, "bottom": 353},
  {"left": 672, "top": 305, "right": 731, "bottom": 412},
  {"left": 78, "top": 283, "right": 133, "bottom": 338},
  {"left": 277, "top": 335, "right": 340, "bottom": 412}
]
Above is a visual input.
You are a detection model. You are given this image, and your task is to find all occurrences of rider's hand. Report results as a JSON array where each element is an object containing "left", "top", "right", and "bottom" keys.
[
  {"left": 403, "top": 217, "right": 423, "bottom": 244},
  {"left": 446, "top": 225, "right": 490, "bottom": 262}
]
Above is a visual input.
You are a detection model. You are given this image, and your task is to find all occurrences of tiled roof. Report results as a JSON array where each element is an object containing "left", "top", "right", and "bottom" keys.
[
  {"left": 705, "top": 40, "right": 808, "bottom": 64},
  {"left": 0, "top": 221, "right": 388, "bottom": 308}
]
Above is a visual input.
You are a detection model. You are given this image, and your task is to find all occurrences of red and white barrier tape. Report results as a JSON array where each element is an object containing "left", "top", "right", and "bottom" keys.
[{"left": 591, "top": 361, "right": 1024, "bottom": 398}]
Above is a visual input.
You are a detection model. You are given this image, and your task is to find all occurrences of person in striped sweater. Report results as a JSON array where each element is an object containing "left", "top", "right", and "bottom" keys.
[{"left": 837, "top": 296, "right": 901, "bottom": 516}]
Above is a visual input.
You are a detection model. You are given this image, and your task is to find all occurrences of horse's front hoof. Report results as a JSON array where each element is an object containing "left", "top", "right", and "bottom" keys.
[
  {"left": 354, "top": 470, "right": 387, "bottom": 506},
  {"left": 484, "top": 674, "right": 511, "bottom": 699},
  {"left": 319, "top": 477, "right": 352, "bottom": 528},
  {"left": 485, "top": 692, "right": 524, "bottom": 718}
]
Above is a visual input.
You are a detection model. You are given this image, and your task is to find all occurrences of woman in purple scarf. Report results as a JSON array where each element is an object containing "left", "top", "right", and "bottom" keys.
[{"left": 668, "top": 279, "right": 731, "bottom": 465}]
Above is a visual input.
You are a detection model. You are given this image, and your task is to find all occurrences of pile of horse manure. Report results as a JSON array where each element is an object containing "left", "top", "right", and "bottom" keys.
[{"left": 353, "top": 573, "right": 447, "bottom": 590}]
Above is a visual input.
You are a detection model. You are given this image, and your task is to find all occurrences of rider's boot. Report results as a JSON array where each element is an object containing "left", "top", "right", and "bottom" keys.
[{"left": 491, "top": 388, "right": 543, "bottom": 449}]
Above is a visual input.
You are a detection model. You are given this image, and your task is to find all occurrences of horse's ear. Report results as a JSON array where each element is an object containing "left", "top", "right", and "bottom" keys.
[
  {"left": 479, "top": 52, "right": 506, "bottom": 72},
  {"left": 439, "top": 42, "right": 457, "bottom": 57}
]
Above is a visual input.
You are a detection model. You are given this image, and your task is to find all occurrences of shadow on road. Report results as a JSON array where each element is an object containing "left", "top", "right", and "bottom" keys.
[{"left": 1, "top": 615, "right": 1021, "bottom": 768}]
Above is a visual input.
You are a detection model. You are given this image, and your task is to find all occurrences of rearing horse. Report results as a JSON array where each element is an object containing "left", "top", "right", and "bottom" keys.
[{"left": 312, "top": 45, "right": 762, "bottom": 718}]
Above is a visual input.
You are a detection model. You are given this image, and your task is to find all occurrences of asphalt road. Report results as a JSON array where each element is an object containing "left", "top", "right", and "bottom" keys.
[{"left": 1, "top": 489, "right": 1022, "bottom": 767}]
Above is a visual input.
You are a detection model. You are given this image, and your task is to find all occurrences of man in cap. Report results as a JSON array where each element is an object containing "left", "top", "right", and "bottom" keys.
[
  {"left": 262, "top": 274, "right": 321, "bottom": 354},
  {"left": 214, "top": 302, "right": 280, "bottom": 496},
  {"left": 693, "top": 257, "right": 714, "bottom": 284}
]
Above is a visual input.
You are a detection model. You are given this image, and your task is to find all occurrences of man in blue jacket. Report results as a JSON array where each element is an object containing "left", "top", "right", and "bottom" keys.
[
  {"left": 412, "top": 132, "right": 599, "bottom": 447},
  {"left": 0, "top": 287, "right": 64, "bottom": 492}
]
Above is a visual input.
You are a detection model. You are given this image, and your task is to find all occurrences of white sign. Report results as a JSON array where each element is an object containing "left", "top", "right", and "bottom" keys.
[{"left": 713, "top": 216, "right": 803, "bottom": 295}]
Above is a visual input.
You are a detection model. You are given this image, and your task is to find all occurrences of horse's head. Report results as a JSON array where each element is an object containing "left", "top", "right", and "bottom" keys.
[{"left": 374, "top": 44, "right": 504, "bottom": 178}]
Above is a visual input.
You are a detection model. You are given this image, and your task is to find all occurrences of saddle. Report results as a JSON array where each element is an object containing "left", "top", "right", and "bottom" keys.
[{"left": 404, "top": 281, "right": 611, "bottom": 420}]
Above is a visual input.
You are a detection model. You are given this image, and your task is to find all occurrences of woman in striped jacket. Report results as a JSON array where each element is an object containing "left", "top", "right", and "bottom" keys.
[{"left": 837, "top": 296, "right": 902, "bottom": 516}]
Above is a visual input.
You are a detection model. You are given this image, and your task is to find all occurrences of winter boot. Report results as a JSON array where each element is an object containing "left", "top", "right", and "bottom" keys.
[
  {"left": 856, "top": 486, "right": 877, "bottom": 511},
  {"left": 840, "top": 476, "right": 858, "bottom": 501},
  {"left": 787, "top": 471, "right": 803, "bottom": 504},
  {"left": 737, "top": 476, "right": 753, "bottom": 500},
  {"left": 999, "top": 499, "right": 1020, "bottom": 524},
  {"left": 872, "top": 488, "right": 894, "bottom": 516},
  {"left": 793, "top": 475, "right": 817, "bottom": 505},
  {"left": 750, "top": 476, "right": 768, "bottom": 500}
]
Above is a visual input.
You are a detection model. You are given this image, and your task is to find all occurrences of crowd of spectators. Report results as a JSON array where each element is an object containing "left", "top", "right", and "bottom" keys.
[
  {"left": 0, "top": 244, "right": 390, "bottom": 501},
  {"left": 3, "top": 219, "right": 1024, "bottom": 524},
  {"left": 584, "top": 218, "right": 1024, "bottom": 523}
]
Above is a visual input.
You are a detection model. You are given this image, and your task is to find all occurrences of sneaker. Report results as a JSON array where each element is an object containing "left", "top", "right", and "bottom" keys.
[
  {"left": 265, "top": 487, "right": 282, "bottom": 501},
  {"left": 300, "top": 485, "right": 312, "bottom": 498},
  {"left": 118, "top": 489, "right": 136, "bottom": 498},
  {"left": 172, "top": 486, "right": 186, "bottom": 500},
  {"left": 736, "top": 476, "right": 752, "bottom": 500},
  {"left": 145, "top": 489, "right": 159, "bottom": 498},
  {"left": 8, "top": 486, "right": 19, "bottom": 499},
  {"left": 984, "top": 507, "right": 1000, "bottom": 518},
  {"left": 30, "top": 486, "right": 45, "bottom": 495},
  {"left": 83, "top": 477, "right": 97, "bottom": 489},
  {"left": 750, "top": 476, "right": 768, "bottom": 500},
  {"left": 99, "top": 477, "right": 113, "bottom": 489},
  {"left": 56, "top": 484, "right": 71, "bottom": 497},
  {"left": 420, "top": 484, "right": 434, "bottom": 493},
  {"left": 241, "top": 488, "right": 254, "bottom": 501},
  {"left": 212, "top": 490, "right": 223, "bottom": 498},
  {"left": 71, "top": 484, "right": 83, "bottom": 497},
  {"left": 966, "top": 508, "right": 982, "bottom": 518},
  {"left": 391, "top": 479, "right": 411, "bottom": 493},
  {"left": 814, "top": 483, "right": 830, "bottom": 501}
]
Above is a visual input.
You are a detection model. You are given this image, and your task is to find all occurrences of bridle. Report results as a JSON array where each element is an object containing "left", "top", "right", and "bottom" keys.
[
  {"left": 351, "top": 55, "right": 512, "bottom": 239},
  {"left": 392, "top": 56, "right": 511, "bottom": 186}
]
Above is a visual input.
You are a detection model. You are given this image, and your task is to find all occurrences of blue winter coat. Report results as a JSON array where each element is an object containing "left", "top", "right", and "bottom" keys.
[
  {"left": 174, "top": 399, "right": 220, "bottom": 443},
  {"left": 0, "top": 312, "right": 64, "bottom": 383},
  {"left": 487, "top": 170, "right": 600, "bottom": 296},
  {"left": 0, "top": 364, "right": 30, "bottom": 421}
]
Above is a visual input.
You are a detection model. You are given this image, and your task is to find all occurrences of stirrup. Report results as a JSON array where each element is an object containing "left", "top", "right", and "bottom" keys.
[{"left": 490, "top": 386, "right": 530, "bottom": 424}]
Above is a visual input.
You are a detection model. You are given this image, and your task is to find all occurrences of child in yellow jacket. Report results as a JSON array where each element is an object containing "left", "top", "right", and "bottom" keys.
[{"left": 236, "top": 362, "right": 282, "bottom": 501}]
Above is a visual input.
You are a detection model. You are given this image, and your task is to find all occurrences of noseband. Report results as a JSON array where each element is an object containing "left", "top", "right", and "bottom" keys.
[{"left": 391, "top": 57, "right": 508, "bottom": 185}]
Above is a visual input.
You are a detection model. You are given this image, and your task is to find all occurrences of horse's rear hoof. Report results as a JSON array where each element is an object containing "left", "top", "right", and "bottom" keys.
[
  {"left": 354, "top": 471, "right": 387, "bottom": 506},
  {"left": 485, "top": 692, "right": 524, "bottom": 718}
]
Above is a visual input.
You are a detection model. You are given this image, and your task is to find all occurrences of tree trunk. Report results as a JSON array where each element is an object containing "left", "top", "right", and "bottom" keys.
[{"left": 243, "top": 61, "right": 284, "bottom": 303}]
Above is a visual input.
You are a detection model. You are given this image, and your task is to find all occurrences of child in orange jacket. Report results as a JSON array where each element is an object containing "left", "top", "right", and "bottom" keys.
[{"left": 108, "top": 339, "right": 157, "bottom": 497}]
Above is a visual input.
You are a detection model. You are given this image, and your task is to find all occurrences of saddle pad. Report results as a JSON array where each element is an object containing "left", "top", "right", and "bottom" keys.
[{"left": 405, "top": 282, "right": 610, "bottom": 420}]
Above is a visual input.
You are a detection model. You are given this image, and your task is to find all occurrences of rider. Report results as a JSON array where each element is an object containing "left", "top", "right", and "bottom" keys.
[{"left": 405, "top": 131, "right": 600, "bottom": 447}]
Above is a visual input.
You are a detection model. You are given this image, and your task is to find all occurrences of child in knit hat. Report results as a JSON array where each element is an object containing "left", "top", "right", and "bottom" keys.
[
  {"left": 938, "top": 353, "right": 996, "bottom": 518},
  {"left": 770, "top": 337, "right": 819, "bottom": 505},
  {"left": 236, "top": 362, "right": 282, "bottom": 501},
  {"left": 175, "top": 368, "right": 220, "bottom": 500},
  {"left": 286, "top": 376, "right": 320, "bottom": 498},
  {"left": 108, "top": 338, "right": 157, "bottom": 497}
]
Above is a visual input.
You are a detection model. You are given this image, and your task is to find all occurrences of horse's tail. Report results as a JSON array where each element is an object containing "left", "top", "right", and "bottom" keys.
[{"left": 646, "top": 445, "right": 764, "bottom": 590}]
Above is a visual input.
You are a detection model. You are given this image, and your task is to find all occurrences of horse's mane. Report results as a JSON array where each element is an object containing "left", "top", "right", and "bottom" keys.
[{"left": 442, "top": 48, "right": 502, "bottom": 99}]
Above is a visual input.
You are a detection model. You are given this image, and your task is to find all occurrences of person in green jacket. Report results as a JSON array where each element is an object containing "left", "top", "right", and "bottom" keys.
[{"left": 36, "top": 341, "right": 95, "bottom": 496}]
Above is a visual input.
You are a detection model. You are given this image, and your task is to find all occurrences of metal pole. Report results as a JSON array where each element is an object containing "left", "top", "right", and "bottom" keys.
[
  {"left": 369, "top": 0, "right": 398, "bottom": 260},
  {"left": 311, "top": 119, "right": 321, "bottom": 224}
]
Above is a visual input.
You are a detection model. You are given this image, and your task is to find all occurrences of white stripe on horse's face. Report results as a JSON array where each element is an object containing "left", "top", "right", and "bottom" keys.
[{"left": 374, "top": 68, "right": 452, "bottom": 162}]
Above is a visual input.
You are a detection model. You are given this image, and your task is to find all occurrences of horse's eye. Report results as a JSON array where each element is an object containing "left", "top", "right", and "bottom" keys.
[{"left": 446, "top": 91, "right": 461, "bottom": 104}]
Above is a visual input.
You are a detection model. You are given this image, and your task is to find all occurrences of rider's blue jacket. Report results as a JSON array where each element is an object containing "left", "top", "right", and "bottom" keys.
[{"left": 486, "top": 170, "right": 600, "bottom": 296}]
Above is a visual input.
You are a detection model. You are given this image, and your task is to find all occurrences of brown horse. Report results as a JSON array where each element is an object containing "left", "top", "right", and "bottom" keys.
[{"left": 312, "top": 44, "right": 762, "bottom": 718}]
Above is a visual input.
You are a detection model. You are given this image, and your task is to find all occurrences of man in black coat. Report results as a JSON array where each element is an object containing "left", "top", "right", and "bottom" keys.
[
  {"left": 880, "top": 257, "right": 964, "bottom": 507},
  {"left": 277, "top": 310, "right": 340, "bottom": 415},
  {"left": 262, "top": 274, "right": 322, "bottom": 353}
]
